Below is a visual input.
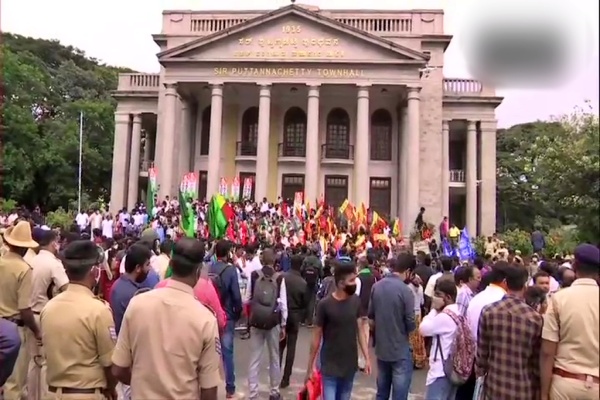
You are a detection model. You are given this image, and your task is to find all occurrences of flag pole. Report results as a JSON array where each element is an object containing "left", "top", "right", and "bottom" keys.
[{"left": 77, "top": 112, "right": 84, "bottom": 214}]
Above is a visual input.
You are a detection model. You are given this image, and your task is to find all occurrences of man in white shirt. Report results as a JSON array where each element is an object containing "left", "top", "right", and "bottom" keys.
[
  {"left": 419, "top": 279, "right": 461, "bottom": 398},
  {"left": 101, "top": 214, "right": 114, "bottom": 238},
  {"left": 465, "top": 262, "right": 508, "bottom": 341},
  {"left": 90, "top": 210, "right": 103, "bottom": 231},
  {"left": 75, "top": 211, "right": 89, "bottom": 232}
]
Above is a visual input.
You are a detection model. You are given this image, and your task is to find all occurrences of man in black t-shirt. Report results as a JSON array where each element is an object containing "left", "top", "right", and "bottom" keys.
[{"left": 305, "top": 261, "right": 371, "bottom": 400}]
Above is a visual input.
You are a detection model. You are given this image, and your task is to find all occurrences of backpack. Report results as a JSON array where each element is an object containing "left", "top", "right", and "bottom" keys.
[
  {"left": 249, "top": 270, "right": 281, "bottom": 330},
  {"left": 303, "top": 263, "right": 318, "bottom": 287},
  {"left": 208, "top": 262, "right": 232, "bottom": 303},
  {"left": 316, "top": 276, "right": 335, "bottom": 301},
  {"left": 434, "top": 309, "right": 476, "bottom": 385}
]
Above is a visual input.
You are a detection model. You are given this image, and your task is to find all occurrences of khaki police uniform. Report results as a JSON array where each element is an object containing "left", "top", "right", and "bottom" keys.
[
  {"left": 112, "top": 279, "right": 222, "bottom": 399},
  {"left": 27, "top": 250, "right": 69, "bottom": 400},
  {"left": 0, "top": 251, "right": 34, "bottom": 400},
  {"left": 543, "top": 278, "right": 600, "bottom": 399},
  {"left": 41, "top": 284, "right": 116, "bottom": 400}
]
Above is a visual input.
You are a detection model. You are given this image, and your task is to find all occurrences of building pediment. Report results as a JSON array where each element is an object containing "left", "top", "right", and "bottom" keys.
[{"left": 158, "top": 5, "right": 429, "bottom": 65}]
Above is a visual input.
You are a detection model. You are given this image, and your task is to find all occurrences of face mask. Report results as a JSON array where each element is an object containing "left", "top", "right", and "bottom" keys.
[
  {"left": 343, "top": 284, "right": 357, "bottom": 296},
  {"left": 432, "top": 296, "right": 445, "bottom": 310}
]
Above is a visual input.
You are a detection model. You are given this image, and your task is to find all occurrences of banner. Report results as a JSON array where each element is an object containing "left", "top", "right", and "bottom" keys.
[
  {"left": 294, "top": 192, "right": 303, "bottom": 208},
  {"left": 231, "top": 177, "right": 241, "bottom": 201},
  {"left": 242, "top": 177, "right": 253, "bottom": 199},
  {"left": 182, "top": 172, "right": 199, "bottom": 200},
  {"left": 147, "top": 167, "right": 158, "bottom": 216},
  {"left": 179, "top": 173, "right": 198, "bottom": 238},
  {"left": 219, "top": 178, "right": 228, "bottom": 197}
]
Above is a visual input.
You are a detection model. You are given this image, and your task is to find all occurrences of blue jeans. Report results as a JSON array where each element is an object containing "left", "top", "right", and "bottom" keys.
[
  {"left": 425, "top": 376, "right": 458, "bottom": 400},
  {"left": 322, "top": 373, "right": 355, "bottom": 400},
  {"left": 376, "top": 356, "right": 413, "bottom": 400},
  {"left": 221, "top": 320, "right": 236, "bottom": 395}
]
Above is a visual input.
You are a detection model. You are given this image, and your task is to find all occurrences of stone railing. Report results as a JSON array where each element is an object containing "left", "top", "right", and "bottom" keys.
[
  {"left": 443, "top": 79, "right": 483, "bottom": 94},
  {"left": 117, "top": 74, "right": 160, "bottom": 91},
  {"left": 449, "top": 169, "right": 465, "bottom": 183},
  {"left": 162, "top": 9, "right": 443, "bottom": 35}
]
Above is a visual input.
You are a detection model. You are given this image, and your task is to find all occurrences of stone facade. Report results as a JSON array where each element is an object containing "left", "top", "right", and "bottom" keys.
[{"left": 111, "top": 4, "right": 503, "bottom": 236}]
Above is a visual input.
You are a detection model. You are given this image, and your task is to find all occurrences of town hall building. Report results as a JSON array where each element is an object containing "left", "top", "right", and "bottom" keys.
[{"left": 111, "top": 3, "right": 503, "bottom": 236}]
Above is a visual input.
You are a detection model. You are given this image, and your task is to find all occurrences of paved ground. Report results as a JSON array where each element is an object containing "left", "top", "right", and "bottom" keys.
[{"left": 226, "top": 326, "right": 427, "bottom": 399}]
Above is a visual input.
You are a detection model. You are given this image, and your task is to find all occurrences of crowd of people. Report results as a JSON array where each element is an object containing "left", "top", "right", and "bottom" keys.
[{"left": 0, "top": 200, "right": 598, "bottom": 400}]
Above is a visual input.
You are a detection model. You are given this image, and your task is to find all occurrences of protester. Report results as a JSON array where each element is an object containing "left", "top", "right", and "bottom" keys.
[
  {"left": 306, "top": 260, "right": 370, "bottom": 400},
  {"left": 369, "top": 254, "right": 416, "bottom": 399},
  {"left": 476, "top": 264, "right": 543, "bottom": 400}
]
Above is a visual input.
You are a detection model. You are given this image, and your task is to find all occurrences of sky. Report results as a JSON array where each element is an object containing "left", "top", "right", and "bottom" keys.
[{"left": 3, "top": 0, "right": 598, "bottom": 128}]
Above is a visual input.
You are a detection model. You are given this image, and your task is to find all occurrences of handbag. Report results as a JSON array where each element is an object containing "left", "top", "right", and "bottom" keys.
[{"left": 298, "top": 369, "right": 322, "bottom": 400}]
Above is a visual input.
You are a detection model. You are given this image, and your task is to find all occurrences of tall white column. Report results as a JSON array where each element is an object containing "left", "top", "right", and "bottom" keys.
[
  {"left": 404, "top": 87, "right": 421, "bottom": 236},
  {"left": 206, "top": 84, "right": 224, "bottom": 197},
  {"left": 466, "top": 120, "right": 478, "bottom": 235},
  {"left": 305, "top": 85, "right": 320, "bottom": 204},
  {"left": 399, "top": 106, "right": 409, "bottom": 226},
  {"left": 405, "top": 86, "right": 421, "bottom": 233},
  {"left": 441, "top": 119, "right": 450, "bottom": 220},
  {"left": 127, "top": 114, "right": 142, "bottom": 210},
  {"left": 255, "top": 84, "right": 271, "bottom": 201},
  {"left": 159, "top": 83, "right": 178, "bottom": 199},
  {"left": 479, "top": 120, "right": 497, "bottom": 235},
  {"left": 178, "top": 100, "right": 193, "bottom": 178},
  {"left": 110, "top": 112, "right": 131, "bottom": 214},
  {"left": 354, "top": 85, "right": 370, "bottom": 205}
]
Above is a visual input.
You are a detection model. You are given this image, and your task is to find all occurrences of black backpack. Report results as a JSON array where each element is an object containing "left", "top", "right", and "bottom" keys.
[
  {"left": 208, "top": 262, "right": 232, "bottom": 302},
  {"left": 249, "top": 270, "right": 281, "bottom": 330},
  {"left": 302, "top": 259, "right": 319, "bottom": 287}
]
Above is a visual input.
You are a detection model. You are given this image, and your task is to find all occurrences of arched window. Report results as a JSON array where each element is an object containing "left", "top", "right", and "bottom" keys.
[
  {"left": 282, "top": 107, "right": 307, "bottom": 157},
  {"left": 370, "top": 109, "right": 392, "bottom": 161},
  {"left": 325, "top": 108, "right": 351, "bottom": 159},
  {"left": 240, "top": 107, "right": 258, "bottom": 156},
  {"left": 200, "top": 106, "right": 211, "bottom": 155}
]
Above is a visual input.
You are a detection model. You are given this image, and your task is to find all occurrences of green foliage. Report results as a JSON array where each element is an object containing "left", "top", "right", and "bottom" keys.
[
  {"left": 0, "top": 199, "right": 18, "bottom": 214},
  {"left": 1, "top": 32, "right": 131, "bottom": 211},
  {"left": 497, "top": 104, "right": 600, "bottom": 244},
  {"left": 545, "top": 227, "right": 579, "bottom": 257},
  {"left": 45, "top": 207, "right": 74, "bottom": 230},
  {"left": 499, "top": 229, "right": 534, "bottom": 255},
  {"left": 471, "top": 235, "right": 487, "bottom": 256}
]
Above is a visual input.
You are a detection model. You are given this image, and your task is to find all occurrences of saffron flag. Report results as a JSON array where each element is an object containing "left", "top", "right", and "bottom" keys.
[{"left": 207, "top": 194, "right": 233, "bottom": 239}]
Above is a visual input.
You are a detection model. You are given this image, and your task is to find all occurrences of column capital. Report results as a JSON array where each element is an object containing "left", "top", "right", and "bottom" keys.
[
  {"left": 132, "top": 114, "right": 142, "bottom": 124},
  {"left": 211, "top": 84, "right": 224, "bottom": 97},
  {"left": 357, "top": 85, "right": 369, "bottom": 99},
  {"left": 442, "top": 119, "right": 450, "bottom": 131},
  {"left": 467, "top": 120, "right": 477, "bottom": 131},
  {"left": 308, "top": 85, "right": 320, "bottom": 98},
  {"left": 114, "top": 112, "right": 130, "bottom": 124},
  {"left": 164, "top": 82, "right": 177, "bottom": 91},
  {"left": 407, "top": 85, "right": 421, "bottom": 100},
  {"left": 259, "top": 84, "right": 271, "bottom": 98}
]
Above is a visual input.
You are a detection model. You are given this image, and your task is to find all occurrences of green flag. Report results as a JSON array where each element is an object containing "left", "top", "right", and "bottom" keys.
[
  {"left": 207, "top": 194, "right": 230, "bottom": 239},
  {"left": 146, "top": 167, "right": 158, "bottom": 217},
  {"left": 178, "top": 175, "right": 196, "bottom": 238}
]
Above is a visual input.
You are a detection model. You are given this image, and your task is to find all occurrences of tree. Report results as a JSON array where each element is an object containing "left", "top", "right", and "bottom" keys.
[
  {"left": 534, "top": 104, "right": 599, "bottom": 243},
  {"left": 496, "top": 121, "right": 566, "bottom": 230},
  {"left": 1, "top": 32, "right": 132, "bottom": 211},
  {"left": 497, "top": 104, "right": 599, "bottom": 243}
]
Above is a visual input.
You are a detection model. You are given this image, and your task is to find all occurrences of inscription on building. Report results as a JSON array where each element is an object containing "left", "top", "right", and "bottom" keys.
[
  {"left": 214, "top": 67, "right": 365, "bottom": 78},
  {"left": 235, "top": 25, "right": 345, "bottom": 59}
]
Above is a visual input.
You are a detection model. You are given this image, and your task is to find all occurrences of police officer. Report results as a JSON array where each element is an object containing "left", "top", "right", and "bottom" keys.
[
  {"left": 541, "top": 243, "right": 600, "bottom": 400},
  {"left": 0, "top": 221, "right": 41, "bottom": 400},
  {"left": 111, "top": 238, "right": 220, "bottom": 400},
  {"left": 41, "top": 240, "right": 118, "bottom": 400},
  {"left": 28, "top": 228, "right": 69, "bottom": 400}
]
